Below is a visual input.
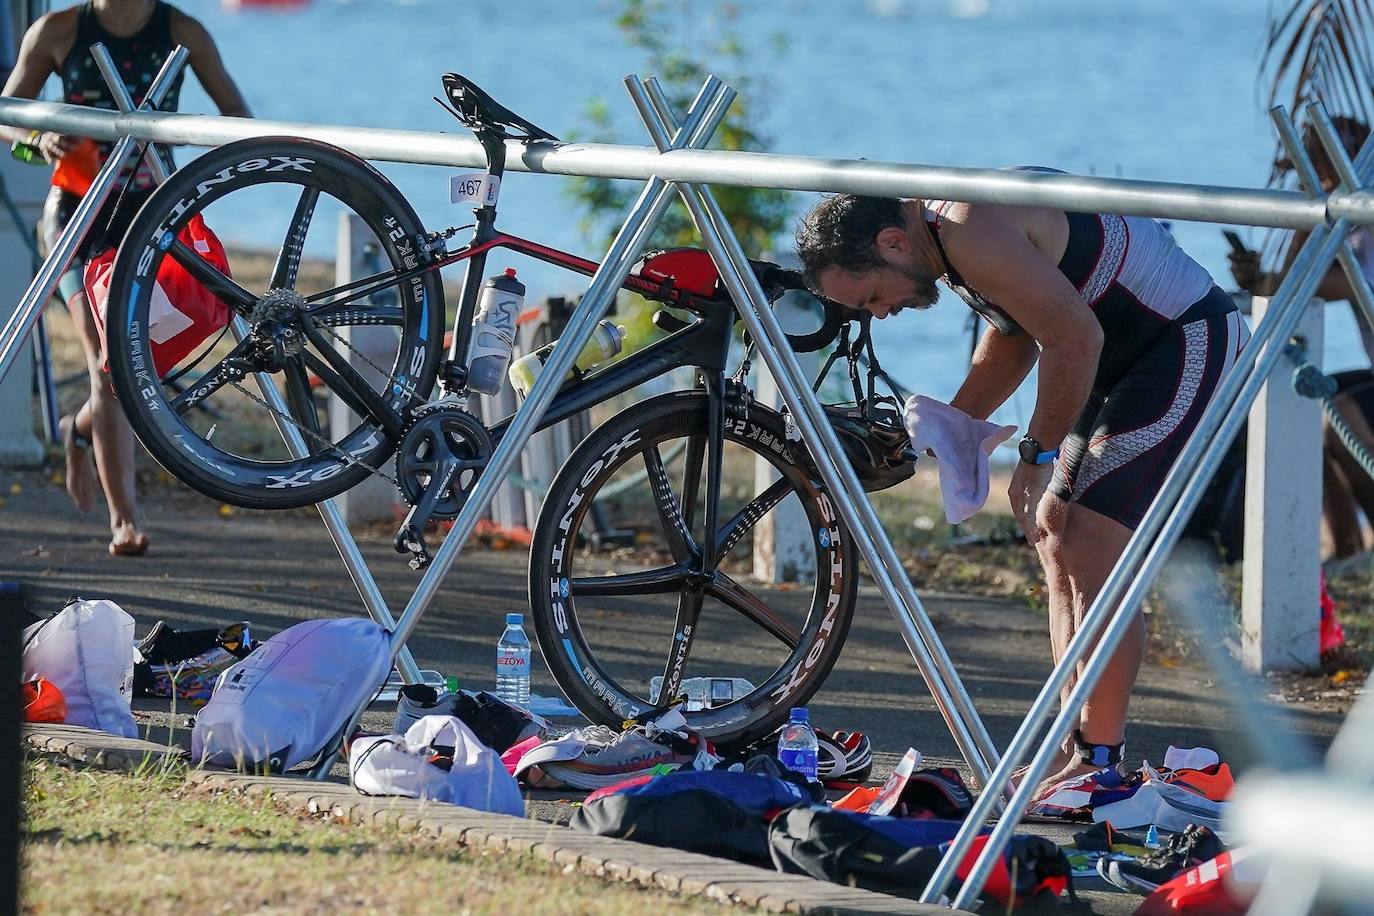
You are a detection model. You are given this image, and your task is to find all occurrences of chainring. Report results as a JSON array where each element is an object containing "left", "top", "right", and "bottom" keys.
[{"left": 395, "top": 404, "right": 493, "bottom": 520}]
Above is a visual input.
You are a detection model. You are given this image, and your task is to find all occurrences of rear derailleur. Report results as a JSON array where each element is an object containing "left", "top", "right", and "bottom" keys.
[{"left": 392, "top": 402, "right": 493, "bottom": 570}]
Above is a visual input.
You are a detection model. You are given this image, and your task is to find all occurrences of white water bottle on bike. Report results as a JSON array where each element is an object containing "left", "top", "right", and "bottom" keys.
[
  {"left": 495, "top": 612, "right": 531, "bottom": 709},
  {"left": 467, "top": 268, "right": 525, "bottom": 395},
  {"left": 777, "top": 707, "right": 819, "bottom": 782}
]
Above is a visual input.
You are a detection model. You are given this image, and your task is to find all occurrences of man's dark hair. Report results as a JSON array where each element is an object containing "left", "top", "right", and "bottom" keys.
[{"left": 794, "top": 194, "right": 907, "bottom": 291}]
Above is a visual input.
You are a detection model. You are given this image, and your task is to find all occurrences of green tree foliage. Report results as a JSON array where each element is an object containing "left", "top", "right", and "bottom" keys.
[{"left": 565, "top": 0, "right": 793, "bottom": 255}]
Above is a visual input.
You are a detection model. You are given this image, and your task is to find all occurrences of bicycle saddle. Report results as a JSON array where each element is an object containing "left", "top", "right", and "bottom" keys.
[{"left": 440, "top": 73, "right": 559, "bottom": 142}]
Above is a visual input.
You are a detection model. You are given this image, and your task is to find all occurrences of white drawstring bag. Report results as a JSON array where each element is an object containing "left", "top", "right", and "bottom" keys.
[
  {"left": 22, "top": 598, "right": 137, "bottom": 738},
  {"left": 351, "top": 714, "right": 524, "bottom": 817},
  {"left": 192, "top": 617, "right": 390, "bottom": 772}
]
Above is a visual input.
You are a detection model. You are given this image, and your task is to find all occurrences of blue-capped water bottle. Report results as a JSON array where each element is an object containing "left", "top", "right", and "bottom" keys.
[
  {"left": 495, "top": 612, "right": 531, "bottom": 708},
  {"left": 777, "top": 707, "right": 819, "bottom": 781}
]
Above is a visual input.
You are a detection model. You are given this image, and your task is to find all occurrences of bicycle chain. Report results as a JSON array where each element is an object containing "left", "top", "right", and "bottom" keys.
[
  {"left": 314, "top": 318, "right": 427, "bottom": 404},
  {"left": 227, "top": 377, "right": 405, "bottom": 490}
]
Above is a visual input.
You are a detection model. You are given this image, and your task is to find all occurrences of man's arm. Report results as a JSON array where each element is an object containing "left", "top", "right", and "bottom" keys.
[
  {"left": 950, "top": 324, "right": 1039, "bottom": 421},
  {"left": 171, "top": 12, "right": 251, "bottom": 118},
  {"left": 940, "top": 204, "right": 1101, "bottom": 451}
]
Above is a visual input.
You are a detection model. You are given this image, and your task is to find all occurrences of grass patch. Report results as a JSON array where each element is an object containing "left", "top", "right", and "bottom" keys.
[{"left": 21, "top": 758, "right": 749, "bottom": 915}]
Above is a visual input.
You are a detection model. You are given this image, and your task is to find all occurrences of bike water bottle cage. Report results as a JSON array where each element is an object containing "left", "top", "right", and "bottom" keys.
[{"left": 1073, "top": 729, "right": 1125, "bottom": 769}]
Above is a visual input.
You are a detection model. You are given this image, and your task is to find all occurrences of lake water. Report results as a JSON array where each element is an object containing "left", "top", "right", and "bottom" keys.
[{"left": 46, "top": 0, "right": 1372, "bottom": 425}]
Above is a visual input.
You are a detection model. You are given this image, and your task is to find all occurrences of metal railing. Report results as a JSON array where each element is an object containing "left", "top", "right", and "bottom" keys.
[
  {"left": 0, "top": 95, "right": 1360, "bottom": 230},
  {"left": 3, "top": 76, "right": 1372, "bottom": 913}
]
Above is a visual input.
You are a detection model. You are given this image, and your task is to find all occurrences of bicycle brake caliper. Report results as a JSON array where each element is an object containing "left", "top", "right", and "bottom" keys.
[{"left": 723, "top": 378, "right": 753, "bottom": 421}]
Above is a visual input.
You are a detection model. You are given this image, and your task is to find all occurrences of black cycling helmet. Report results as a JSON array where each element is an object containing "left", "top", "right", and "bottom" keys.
[{"left": 824, "top": 403, "right": 916, "bottom": 492}]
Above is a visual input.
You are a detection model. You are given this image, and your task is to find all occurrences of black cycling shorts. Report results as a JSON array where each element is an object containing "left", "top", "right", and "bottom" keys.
[
  {"left": 41, "top": 184, "right": 156, "bottom": 303},
  {"left": 1049, "top": 286, "right": 1250, "bottom": 529}
]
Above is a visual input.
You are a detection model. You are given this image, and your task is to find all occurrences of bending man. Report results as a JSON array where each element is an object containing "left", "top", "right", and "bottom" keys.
[{"left": 796, "top": 186, "right": 1248, "bottom": 794}]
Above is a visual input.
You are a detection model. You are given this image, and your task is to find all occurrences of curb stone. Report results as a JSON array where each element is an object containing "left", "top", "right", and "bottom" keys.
[{"left": 25, "top": 724, "right": 963, "bottom": 915}]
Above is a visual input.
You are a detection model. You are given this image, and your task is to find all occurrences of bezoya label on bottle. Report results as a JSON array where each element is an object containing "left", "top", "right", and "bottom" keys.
[
  {"left": 496, "top": 653, "right": 530, "bottom": 675},
  {"left": 450, "top": 171, "right": 501, "bottom": 207}
]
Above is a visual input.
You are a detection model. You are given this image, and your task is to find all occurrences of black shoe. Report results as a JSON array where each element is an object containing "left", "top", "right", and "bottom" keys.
[{"left": 1098, "top": 824, "right": 1226, "bottom": 894}]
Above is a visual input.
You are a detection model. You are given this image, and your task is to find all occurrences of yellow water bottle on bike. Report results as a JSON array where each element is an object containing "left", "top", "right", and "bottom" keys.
[{"left": 508, "top": 320, "right": 625, "bottom": 399}]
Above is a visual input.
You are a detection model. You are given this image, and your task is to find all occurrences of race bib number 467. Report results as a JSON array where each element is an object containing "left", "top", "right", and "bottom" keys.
[{"left": 450, "top": 172, "right": 500, "bottom": 207}]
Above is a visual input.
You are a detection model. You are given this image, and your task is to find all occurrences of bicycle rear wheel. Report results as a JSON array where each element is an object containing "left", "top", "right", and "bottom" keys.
[
  {"left": 106, "top": 137, "right": 444, "bottom": 509},
  {"left": 528, "top": 391, "right": 858, "bottom": 747}
]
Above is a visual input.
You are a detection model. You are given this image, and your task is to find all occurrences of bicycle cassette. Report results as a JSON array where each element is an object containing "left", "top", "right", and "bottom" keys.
[{"left": 395, "top": 404, "right": 493, "bottom": 520}]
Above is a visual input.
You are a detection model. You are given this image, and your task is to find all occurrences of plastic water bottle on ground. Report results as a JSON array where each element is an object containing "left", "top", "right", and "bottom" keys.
[
  {"left": 777, "top": 707, "right": 819, "bottom": 782},
  {"left": 496, "top": 612, "right": 531, "bottom": 709}
]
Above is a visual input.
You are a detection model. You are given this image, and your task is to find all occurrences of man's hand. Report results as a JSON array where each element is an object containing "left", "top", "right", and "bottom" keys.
[
  {"left": 1228, "top": 249, "right": 1268, "bottom": 295},
  {"left": 1009, "top": 460, "right": 1055, "bottom": 546},
  {"left": 36, "top": 130, "right": 73, "bottom": 163}
]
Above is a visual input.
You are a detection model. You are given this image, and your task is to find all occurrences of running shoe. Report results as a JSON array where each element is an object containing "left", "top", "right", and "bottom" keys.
[
  {"left": 393, "top": 685, "right": 543, "bottom": 752},
  {"left": 720, "top": 725, "right": 873, "bottom": 784},
  {"left": 1098, "top": 824, "right": 1227, "bottom": 894},
  {"left": 517, "top": 711, "right": 715, "bottom": 790},
  {"left": 136, "top": 621, "right": 255, "bottom": 705}
]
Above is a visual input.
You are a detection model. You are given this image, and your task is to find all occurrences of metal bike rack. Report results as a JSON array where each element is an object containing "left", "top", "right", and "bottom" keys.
[
  {"left": 5, "top": 70, "right": 1374, "bottom": 911},
  {"left": 626, "top": 77, "right": 1002, "bottom": 789},
  {"left": 313, "top": 75, "right": 1000, "bottom": 785}
]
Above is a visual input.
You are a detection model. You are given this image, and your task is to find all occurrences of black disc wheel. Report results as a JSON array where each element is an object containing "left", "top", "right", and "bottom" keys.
[
  {"left": 528, "top": 390, "right": 858, "bottom": 748},
  {"left": 106, "top": 137, "right": 444, "bottom": 509}
]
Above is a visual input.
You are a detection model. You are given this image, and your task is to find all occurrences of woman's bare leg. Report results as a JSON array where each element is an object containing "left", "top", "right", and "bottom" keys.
[{"left": 64, "top": 285, "right": 147, "bottom": 556}]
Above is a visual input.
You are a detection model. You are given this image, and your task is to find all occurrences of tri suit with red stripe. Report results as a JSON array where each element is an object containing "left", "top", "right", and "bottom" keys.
[{"left": 924, "top": 173, "right": 1250, "bottom": 529}]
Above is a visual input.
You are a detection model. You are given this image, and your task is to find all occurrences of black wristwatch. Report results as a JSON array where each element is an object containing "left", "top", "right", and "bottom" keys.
[{"left": 1018, "top": 435, "right": 1060, "bottom": 466}]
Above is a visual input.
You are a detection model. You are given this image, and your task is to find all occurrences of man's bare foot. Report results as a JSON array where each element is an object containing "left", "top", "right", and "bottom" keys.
[
  {"left": 1032, "top": 759, "right": 1114, "bottom": 803},
  {"left": 59, "top": 414, "right": 97, "bottom": 514},
  {"left": 1010, "top": 745, "right": 1073, "bottom": 791},
  {"left": 109, "top": 520, "right": 149, "bottom": 557}
]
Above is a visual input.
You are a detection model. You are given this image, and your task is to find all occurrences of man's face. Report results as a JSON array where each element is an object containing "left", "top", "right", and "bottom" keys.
[{"left": 815, "top": 258, "right": 941, "bottom": 320}]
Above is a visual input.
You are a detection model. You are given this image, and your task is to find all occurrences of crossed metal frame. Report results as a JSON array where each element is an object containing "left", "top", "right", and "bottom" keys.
[
  {"left": 0, "top": 44, "right": 425, "bottom": 686},
  {"left": 5, "top": 56, "right": 1374, "bottom": 909}
]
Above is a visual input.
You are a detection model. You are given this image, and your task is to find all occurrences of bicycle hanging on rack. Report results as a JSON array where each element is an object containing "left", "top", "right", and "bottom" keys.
[{"left": 104, "top": 72, "right": 918, "bottom": 746}]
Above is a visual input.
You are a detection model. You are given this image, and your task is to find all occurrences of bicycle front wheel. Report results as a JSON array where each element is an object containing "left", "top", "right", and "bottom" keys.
[
  {"left": 106, "top": 137, "right": 444, "bottom": 509},
  {"left": 528, "top": 391, "right": 858, "bottom": 747}
]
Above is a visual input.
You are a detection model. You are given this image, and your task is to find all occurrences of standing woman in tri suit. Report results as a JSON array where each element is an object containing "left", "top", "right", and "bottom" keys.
[{"left": 1, "top": 1, "right": 249, "bottom": 556}]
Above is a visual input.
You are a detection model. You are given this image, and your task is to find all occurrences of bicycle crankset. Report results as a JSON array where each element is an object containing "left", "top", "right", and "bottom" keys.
[{"left": 394, "top": 403, "right": 493, "bottom": 570}]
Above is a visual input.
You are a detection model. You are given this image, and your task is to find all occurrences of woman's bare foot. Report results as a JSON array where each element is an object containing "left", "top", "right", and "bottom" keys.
[
  {"left": 108, "top": 519, "right": 149, "bottom": 557},
  {"left": 59, "top": 414, "right": 97, "bottom": 514}
]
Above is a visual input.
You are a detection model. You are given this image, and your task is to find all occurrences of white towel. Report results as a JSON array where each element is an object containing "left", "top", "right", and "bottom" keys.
[{"left": 902, "top": 395, "right": 1017, "bottom": 524}]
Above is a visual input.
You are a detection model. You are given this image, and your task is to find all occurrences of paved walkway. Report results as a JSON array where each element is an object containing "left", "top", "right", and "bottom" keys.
[{"left": 3, "top": 469, "right": 1347, "bottom": 913}]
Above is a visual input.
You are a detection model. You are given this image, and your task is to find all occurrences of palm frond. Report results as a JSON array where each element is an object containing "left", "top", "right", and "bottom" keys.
[{"left": 1261, "top": 0, "right": 1374, "bottom": 183}]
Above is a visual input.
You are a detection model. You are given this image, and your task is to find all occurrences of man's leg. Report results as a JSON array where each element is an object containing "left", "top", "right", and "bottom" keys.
[
  {"left": 1029, "top": 509, "right": 1076, "bottom": 778},
  {"left": 1322, "top": 436, "right": 1365, "bottom": 559},
  {"left": 1034, "top": 497, "right": 1136, "bottom": 795}
]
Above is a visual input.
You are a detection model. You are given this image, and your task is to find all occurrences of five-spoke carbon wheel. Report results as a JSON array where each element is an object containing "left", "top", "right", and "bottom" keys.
[
  {"left": 528, "top": 391, "right": 858, "bottom": 747},
  {"left": 106, "top": 137, "right": 444, "bottom": 509}
]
